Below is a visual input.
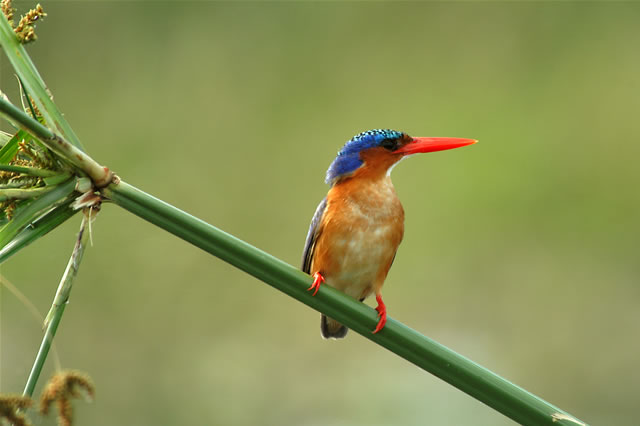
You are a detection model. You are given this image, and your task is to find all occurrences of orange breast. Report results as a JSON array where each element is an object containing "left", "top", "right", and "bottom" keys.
[{"left": 311, "top": 175, "right": 404, "bottom": 300}]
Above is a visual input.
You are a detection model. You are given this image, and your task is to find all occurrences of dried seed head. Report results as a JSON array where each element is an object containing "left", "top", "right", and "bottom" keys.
[
  {"left": 40, "top": 371, "right": 95, "bottom": 426},
  {"left": 1, "top": 0, "right": 14, "bottom": 26},
  {"left": 14, "top": 3, "right": 46, "bottom": 44},
  {"left": 2, "top": 201, "right": 17, "bottom": 220},
  {"left": 0, "top": 394, "right": 33, "bottom": 426},
  {"left": 27, "top": 95, "right": 43, "bottom": 119}
]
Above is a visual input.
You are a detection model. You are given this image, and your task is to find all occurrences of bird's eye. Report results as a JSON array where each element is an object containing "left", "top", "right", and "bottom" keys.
[{"left": 380, "top": 138, "right": 398, "bottom": 151}]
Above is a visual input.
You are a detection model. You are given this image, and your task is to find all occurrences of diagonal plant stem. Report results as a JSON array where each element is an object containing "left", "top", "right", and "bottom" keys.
[
  {"left": 0, "top": 184, "right": 60, "bottom": 202},
  {"left": 102, "top": 180, "right": 587, "bottom": 426},
  {"left": 0, "top": 11, "right": 83, "bottom": 149},
  {"left": 0, "top": 97, "right": 112, "bottom": 187},
  {"left": 0, "top": 164, "right": 59, "bottom": 177},
  {"left": 23, "top": 211, "right": 91, "bottom": 398},
  {"left": 42, "top": 210, "right": 94, "bottom": 329},
  {"left": 0, "top": 10, "right": 587, "bottom": 425},
  {"left": 0, "top": 199, "right": 78, "bottom": 264},
  {"left": 0, "top": 178, "right": 77, "bottom": 249},
  {"left": 0, "top": 275, "right": 62, "bottom": 372}
]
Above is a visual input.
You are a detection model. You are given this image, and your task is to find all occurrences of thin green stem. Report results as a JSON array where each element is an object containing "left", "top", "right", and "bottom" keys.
[
  {"left": 0, "top": 11, "right": 587, "bottom": 424},
  {"left": 0, "top": 276, "right": 62, "bottom": 372},
  {"left": 0, "top": 97, "right": 112, "bottom": 187},
  {"left": 43, "top": 212, "right": 91, "bottom": 328},
  {"left": 0, "top": 178, "right": 76, "bottom": 249},
  {"left": 0, "top": 164, "right": 58, "bottom": 177},
  {"left": 102, "top": 180, "right": 587, "bottom": 426},
  {"left": 23, "top": 303, "right": 66, "bottom": 397},
  {"left": 0, "top": 93, "right": 54, "bottom": 140},
  {"left": 0, "top": 184, "right": 58, "bottom": 202},
  {"left": 0, "top": 199, "right": 77, "bottom": 264},
  {"left": 23, "top": 213, "right": 90, "bottom": 397},
  {"left": 0, "top": 13, "right": 83, "bottom": 149},
  {"left": 19, "top": 77, "right": 39, "bottom": 121}
]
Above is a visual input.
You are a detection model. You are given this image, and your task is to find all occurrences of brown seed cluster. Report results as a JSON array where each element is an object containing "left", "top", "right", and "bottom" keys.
[
  {"left": 1, "top": 1, "right": 46, "bottom": 44},
  {"left": 0, "top": 394, "right": 33, "bottom": 426},
  {"left": 1, "top": 0, "right": 14, "bottom": 26},
  {"left": 39, "top": 371, "right": 95, "bottom": 426}
]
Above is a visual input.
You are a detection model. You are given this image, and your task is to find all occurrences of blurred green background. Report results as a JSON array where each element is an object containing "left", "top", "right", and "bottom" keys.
[{"left": 1, "top": 2, "right": 639, "bottom": 425}]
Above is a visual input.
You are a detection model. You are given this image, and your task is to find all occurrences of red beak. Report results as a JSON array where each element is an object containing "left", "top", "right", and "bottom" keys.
[{"left": 393, "top": 137, "right": 477, "bottom": 155}]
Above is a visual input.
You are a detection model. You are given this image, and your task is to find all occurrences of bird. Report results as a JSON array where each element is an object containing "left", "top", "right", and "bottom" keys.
[{"left": 301, "top": 129, "right": 476, "bottom": 339}]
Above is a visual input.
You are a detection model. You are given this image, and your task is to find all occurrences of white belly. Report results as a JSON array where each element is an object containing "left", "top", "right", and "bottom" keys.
[
  {"left": 328, "top": 220, "right": 399, "bottom": 299},
  {"left": 314, "top": 176, "right": 405, "bottom": 300}
]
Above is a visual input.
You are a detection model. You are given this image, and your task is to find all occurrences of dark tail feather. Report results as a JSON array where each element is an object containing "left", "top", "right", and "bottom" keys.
[{"left": 321, "top": 315, "right": 348, "bottom": 339}]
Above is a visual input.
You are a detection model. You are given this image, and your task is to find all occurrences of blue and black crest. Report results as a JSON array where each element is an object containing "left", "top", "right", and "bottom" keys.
[{"left": 325, "top": 129, "right": 405, "bottom": 185}]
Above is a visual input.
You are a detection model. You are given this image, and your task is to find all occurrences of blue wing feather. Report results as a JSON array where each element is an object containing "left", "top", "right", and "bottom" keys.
[{"left": 301, "top": 197, "right": 327, "bottom": 273}]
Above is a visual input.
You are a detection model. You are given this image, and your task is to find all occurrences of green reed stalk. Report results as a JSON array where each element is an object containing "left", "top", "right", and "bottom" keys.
[
  {"left": 0, "top": 10, "right": 587, "bottom": 426},
  {"left": 102, "top": 181, "right": 587, "bottom": 426}
]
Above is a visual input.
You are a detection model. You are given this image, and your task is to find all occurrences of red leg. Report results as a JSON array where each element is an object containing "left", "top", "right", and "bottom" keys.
[
  {"left": 307, "top": 272, "right": 324, "bottom": 296},
  {"left": 372, "top": 294, "right": 387, "bottom": 334}
]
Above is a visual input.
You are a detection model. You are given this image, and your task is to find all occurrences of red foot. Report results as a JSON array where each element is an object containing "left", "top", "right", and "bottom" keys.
[
  {"left": 307, "top": 272, "right": 325, "bottom": 296},
  {"left": 372, "top": 294, "right": 387, "bottom": 334}
]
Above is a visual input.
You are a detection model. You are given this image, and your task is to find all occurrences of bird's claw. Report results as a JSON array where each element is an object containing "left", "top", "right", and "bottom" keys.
[
  {"left": 308, "top": 272, "right": 325, "bottom": 296},
  {"left": 372, "top": 294, "right": 387, "bottom": 334}
]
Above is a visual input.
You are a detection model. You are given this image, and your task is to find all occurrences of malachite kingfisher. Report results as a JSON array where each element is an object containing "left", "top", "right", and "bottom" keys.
[{"left": 302, "top": 129, "right": 476, "bottom": 339}]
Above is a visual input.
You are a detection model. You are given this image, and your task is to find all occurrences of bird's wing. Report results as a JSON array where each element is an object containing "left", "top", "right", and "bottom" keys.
[{"left": 301, "top": 197, "right": 327, "bottom": 274}]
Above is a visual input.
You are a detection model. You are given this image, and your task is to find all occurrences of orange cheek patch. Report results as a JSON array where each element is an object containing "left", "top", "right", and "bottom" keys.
[{"left": 352, "top": 148, "right": 403, "bottom": 182}]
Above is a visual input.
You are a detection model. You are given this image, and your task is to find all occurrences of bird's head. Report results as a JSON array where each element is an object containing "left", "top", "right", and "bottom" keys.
[{"left": 325, "top": 129, "right": 476, "bottom": 185}]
